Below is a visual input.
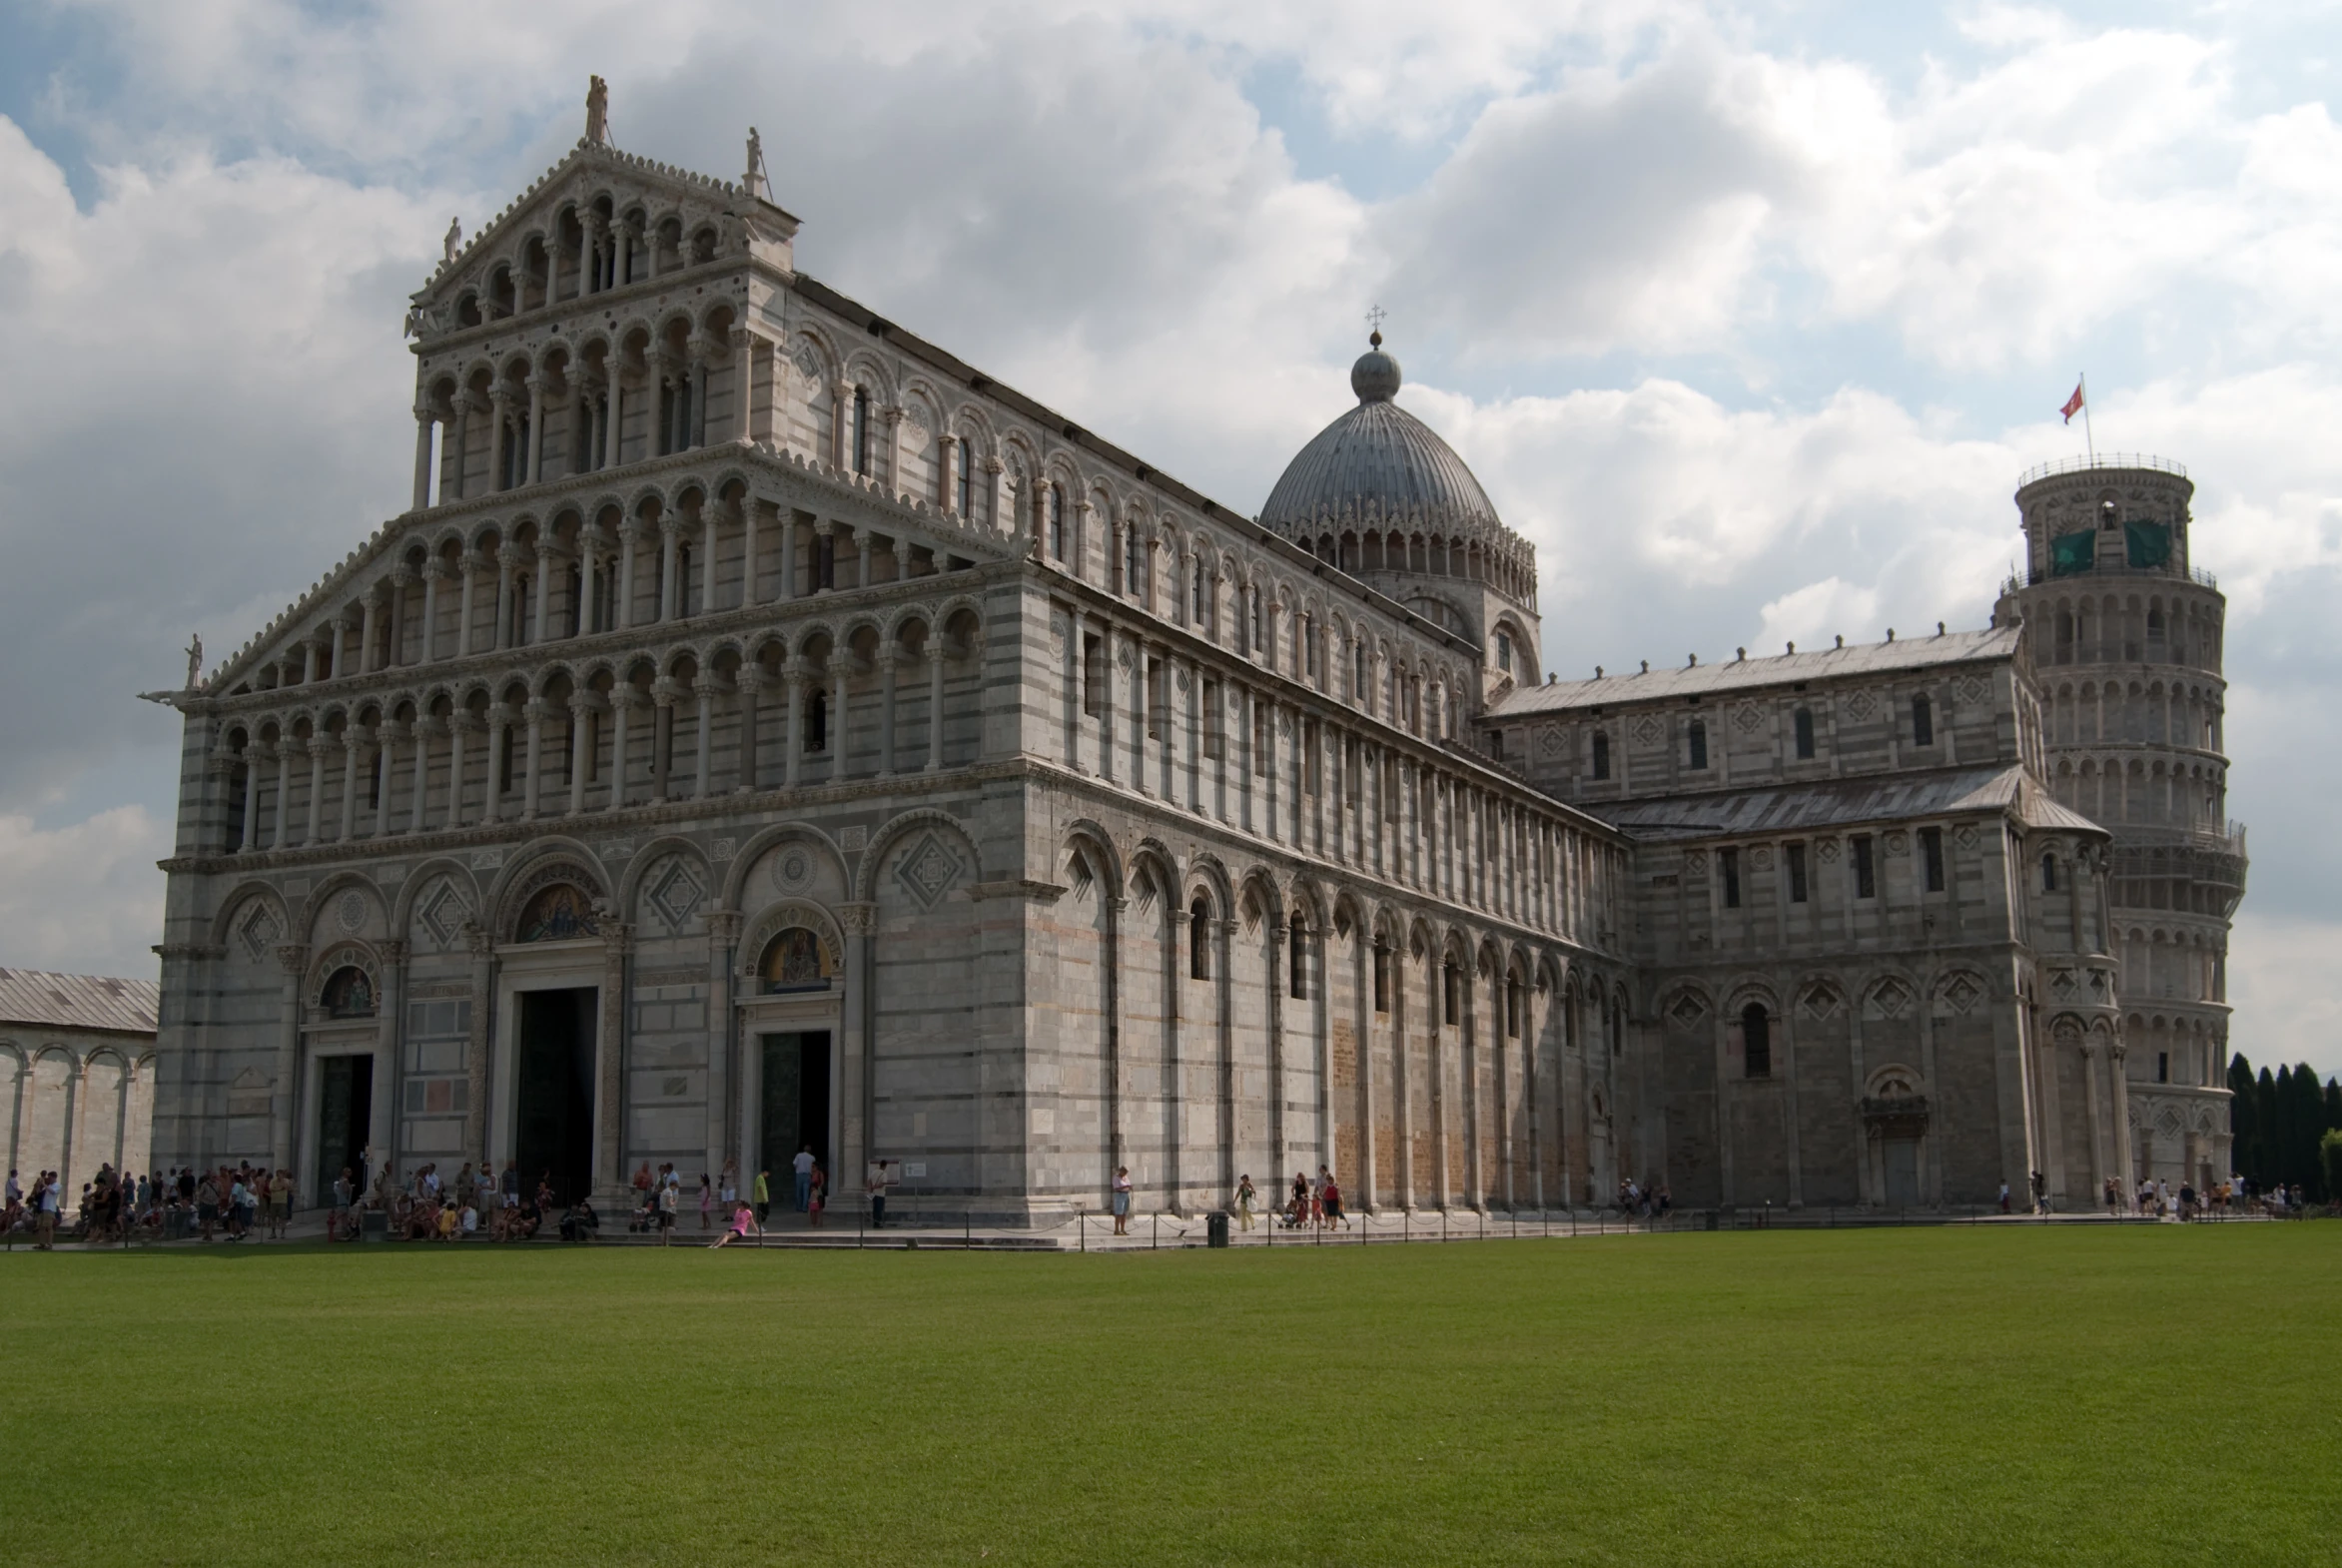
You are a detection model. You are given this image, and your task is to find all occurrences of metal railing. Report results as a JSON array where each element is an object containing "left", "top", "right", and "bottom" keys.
[{"left": 2016, "top": 453, "right": 2188, "bottom": 486}]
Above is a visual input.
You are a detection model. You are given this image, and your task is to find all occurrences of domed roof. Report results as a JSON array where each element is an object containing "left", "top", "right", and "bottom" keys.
[{"left": 1259, "top": 336, "right": 1505, "bottom": 541}]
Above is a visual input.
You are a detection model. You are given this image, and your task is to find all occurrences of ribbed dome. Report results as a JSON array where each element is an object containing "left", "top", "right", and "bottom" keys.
[{"left": 1259, "top": 343, "right": 1505, "bottom": 541}]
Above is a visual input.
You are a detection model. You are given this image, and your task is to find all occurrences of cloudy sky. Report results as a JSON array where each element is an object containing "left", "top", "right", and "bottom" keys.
[{"left": 2, "top": 0, "right": 2335, "bottom": 1074}]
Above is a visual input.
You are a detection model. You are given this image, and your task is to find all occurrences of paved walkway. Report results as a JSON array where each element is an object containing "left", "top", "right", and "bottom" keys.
[{"left": 10, "top": 1202, "right": 2245, "bottom": 1254}]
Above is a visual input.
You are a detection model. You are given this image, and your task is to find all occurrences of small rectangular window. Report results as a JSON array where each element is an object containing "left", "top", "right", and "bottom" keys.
[
  {"left": 1591, "top": 731, "right": 1610, "bottom": 780},
  {"left": 1853, "top": 835, "right": 1876, "bottom": 899},
  {"left": 1787, "top": 842, "right": 1809, "bottom": 903},
  {"left": 1372, "top": 945, "right": 1390, "bottom": 1014},
  {"left": 2156, "top": 1051, "right": 2169, "bottom": 1084},
  {"left": 1720, "top": 847, "right": 1742, "bottom": 909},
  {"left": 1687, "top": 717, "right": 1708, "bottom": 770},
  {"left": 1201, "top": 680, "right": 1223, "bottom": 759},
  {"left": 1920, "top": 827, "right": 1946, "bottom": 893},
  {"left": 1082, "top": 634, "right": 1103, "bottom": 719},
  {"left": 1913, "top": 693, "right": 1935, "bottom": 747},
  {"left": 1794, "top": 707, "right": 1815, "bottom": 759}
]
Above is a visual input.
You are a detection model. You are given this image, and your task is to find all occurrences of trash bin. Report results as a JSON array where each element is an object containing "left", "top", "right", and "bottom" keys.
[
  {"left": 1206, "top": 1211, "right": 1230, "bottom": 1248},
  {"left": 361, "top": 1209, "right": 389, "bottom": 1241}
]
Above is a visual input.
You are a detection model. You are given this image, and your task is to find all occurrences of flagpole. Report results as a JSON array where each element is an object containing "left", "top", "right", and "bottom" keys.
[{"left": 2079, "top": 372, "right": 2094, "bottom": 465}]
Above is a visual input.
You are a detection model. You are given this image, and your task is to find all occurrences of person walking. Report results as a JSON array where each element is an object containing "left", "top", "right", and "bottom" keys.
[
  {"left": 657, "top": 1177, "right": 679, "bottom": 1244},
  {"left": 753, "top": 1167, "right": 772, "bottom": 1226},
  {"left": 34, "top": 1174, "right": 59, "bottom": 1249},
  {"left": 698, "top": 1173, "right": 714, "bottom": 1233},
  {"left": 808, "top": 1161, "right": 827, "bottom": 1227},
  {"left": 1235, "top": 1175, "right": 1256, "bottom": 1232},
  {"left": 1997, "top": 1181, "right": 2010, "bottom": 1215},
  {"left": 718, "top": 1158, "right": 739, "bottom": 1211},
  {"left": 1111, "top": 1167, "right": 1133, "bottom": 1235},
  {"left": 793, "top": 1146, "right": 815, "bottom": 1212},
  {"left": 866, "top": 1159, "right": 891, "bottom": 1229}
]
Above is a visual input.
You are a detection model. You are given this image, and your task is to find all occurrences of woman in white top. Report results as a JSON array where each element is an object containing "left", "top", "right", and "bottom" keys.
[{"left": 1111, "top": 1167, "right": 1133, "bottom": 1234}]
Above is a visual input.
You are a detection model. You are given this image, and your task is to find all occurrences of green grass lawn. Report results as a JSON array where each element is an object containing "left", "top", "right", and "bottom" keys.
[{"left": 2, "top": 1225, "right": 2335, "bottom": 1566}]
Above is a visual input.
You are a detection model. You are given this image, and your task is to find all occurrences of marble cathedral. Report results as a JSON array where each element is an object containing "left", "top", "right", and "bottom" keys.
[{"left": 148, "top": 87, "right": 2244, "bottom": 1219}]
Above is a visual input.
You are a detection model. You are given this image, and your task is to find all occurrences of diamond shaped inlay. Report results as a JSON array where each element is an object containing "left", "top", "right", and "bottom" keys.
[{"left": 647, "top": 860, "right": 704, "bottom": 932}]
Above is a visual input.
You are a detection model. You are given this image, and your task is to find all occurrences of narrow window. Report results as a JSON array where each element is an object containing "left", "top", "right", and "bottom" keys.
[
  {"left": 1249, "top": 591, "right": 1263, "bottom": 655},
  {"left": 1720, "top": 847, "right": 1742, "bottom": 909},
  {"left": 1742, "top": 1003, "right": 1771, "bottom": 1078},
  {"left": 1591, "top": 731, "right": 1610, "bottom": 780},
  {"left": 1489, "top": 730, "right": 1505, "bottom": 761},
  {"left": 1506, "top": 979, "right": 1522, "bottom": 1038},
  {"left": 498, "top": 725, "right": 514, "bottom": 793},
  {"left": 804, "top": 690, "right": 827, "bottom": 753},
  {"left": 1048, "top": 485, "right": 1066, "bottom": 560},
  {"left": 1201, "top": 679, "right": 1223, "bottom": 758},
  {"left": 1373, "top": 943, "right": 1390, "bottom": 1014},
  {"left": 2156, "top": 1051, "right": 2169, "bottom": 1085},
  {"left": 816, "top": 530, "right": 836, "bottom": 590},
  {"left": 1794, "top": 707, "right": 1815, "bottom": 759},
  {"left": 1189, "top": 899, "right": 1211, "bottom": 981},
  {"left": 1496, "top": 630, "right": 1513, "bottom": 673},
  {"left": 1913, "top": 693, "right": 1934, "bottom": 746},
  {"left": 1787, "top": 842, "right": 1809, "bottom": 903},
  {"left": 2041, "top": 852, "right": 2058, "bottom": 892},
  {"left": 1191, "top": 561, "right": 1205, "bottom": 624},
  {"left": 852, "top": 387, "right": 871, "bottom": 475},
  {"left": 675, "top": 544, "right": 692, "bottom": 617},
  {"left": 1082, "top": 633, "right": 1103, "bottom": 718},
  {"left": 1687, "top": 717, "right": 1708, "bottom": 770},
  {"left": 1289, "top": 918, "right": 1308, "bottom": 1001},
  {"left": 1853, "top": 835, "right": 1876, "bottom": 899},
  {"left": 1443, "top": 959, "right": 1460, "bottom": 1026},
  {"left": 1125, "top": 528, "right": 1143, "bottom": 598},
  {"left": 1920, "top": 826, "right": 1946, "bottom": 893}
]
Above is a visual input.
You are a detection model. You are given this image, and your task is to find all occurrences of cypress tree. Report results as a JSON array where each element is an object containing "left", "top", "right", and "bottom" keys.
[
  {"left": 2290, "top": 1064, "right": 2326, "bottom": 1196},
  {"left": 2256, "top": 1066, "right": 2280, "bottom": 1185},
  {"left": 2228, "top": 1054, "right": 2259, "bottom": 1179}
]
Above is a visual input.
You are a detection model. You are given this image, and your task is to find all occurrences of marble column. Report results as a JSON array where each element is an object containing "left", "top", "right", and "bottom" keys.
[
  {"left": 339, "top": 735, "right": 363, "bottom": 841},
  {"left": 659, "top": 522, "right": 681, "bottom": 621},
  {"left": 569, "top": 694, "right": 595, "bottom": 815},
  {"left": 522, "top": 701, "right": 549, "bottom": 818},
  {"left": 482, "top": 714, "right": 507, "bottom": 825},
  {"left": 372, "top": 725, "right": 399, "bottom": 838},
  {"left": 524, "top": 375, "right": 547, "bottom": 484},
  {"left": 303, "top": 737, "right": 326, "bottom": 845},
  {"left": 268, "top": 742, "right": 291, "bottom": 850},
  {"left": 616, "top": 522, "right": 641, "bottom": 629},
  {"left": 783, "top": 664, "right": 807, "bottom": 788},
  {"left": 272, "top": 943, "right": 309, "bottom": 1176},
  {"left": 925, "top": 644, "right": 946, "bottom": 772},
  {"left": 605, "top": 690, "right": 633, "bottom": 812},
  {"left": 456, "top": 551, "right": 481, "bottom": 657},
  {"left": 736, "top": 668, "right": 763, "bottom": 791},
  {"left": 693, "top": 678, "right": 716, "bottom": 798},
  {"left": 445, "top": 715, "right": 471, "bottom": 830},
  {"left": 410, "top": 408, "right": 434, "bottom": 511},
  {"left": 407, "top": 717, "right": 435, "bottom": 833}
]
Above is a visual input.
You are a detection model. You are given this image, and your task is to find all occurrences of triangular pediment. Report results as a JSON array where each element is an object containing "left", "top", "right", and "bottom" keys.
[{"left": 408, "top": 139, "right": 798, "bottom": 333}]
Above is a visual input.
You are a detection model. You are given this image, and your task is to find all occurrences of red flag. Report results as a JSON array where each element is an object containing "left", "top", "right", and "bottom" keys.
[{"left": 2061, "top": 383, "right": 2085, "bottom": 423}]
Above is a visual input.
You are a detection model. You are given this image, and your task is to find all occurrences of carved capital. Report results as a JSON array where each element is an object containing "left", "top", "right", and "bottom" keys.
[
  {"left": 275, "top": 943, "right": 310, "bottom": 976},
  {"left": 837, "top": 902, "right": 879, "bottom": 935}
]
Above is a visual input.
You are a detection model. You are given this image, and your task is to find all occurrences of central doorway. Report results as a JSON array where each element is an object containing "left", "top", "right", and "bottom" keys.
[
  {"left": 515, "top": 988, "right": 597, "bottom": 1204},
  {"left": 1883, "top": 1138, "right": 1922, "bottom": 1207},
  {"left": 760, "top": 1031, "right": 832, "bottom": 1192},
  {"left": 317, "top": 1055, "right": 373, "bottom": 1199}
]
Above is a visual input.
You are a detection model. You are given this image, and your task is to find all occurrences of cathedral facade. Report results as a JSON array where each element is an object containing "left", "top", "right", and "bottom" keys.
[{"left": 147, "top": 96, "right": 2241, "bottom": 1219}]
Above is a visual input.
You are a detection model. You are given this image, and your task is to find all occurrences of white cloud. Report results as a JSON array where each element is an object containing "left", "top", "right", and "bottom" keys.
[
  {"left": 0, "top": 807, "right": 168, "bottom": 979},
  {"left": 2226, "top": 910, "right": 2342, "bottom": 1081},
  {"left": 1, "top": 0, "right": 2338, "bottom": 1091}
]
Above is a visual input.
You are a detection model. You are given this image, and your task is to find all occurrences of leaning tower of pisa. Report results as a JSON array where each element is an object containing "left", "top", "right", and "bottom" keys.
[{"left": 1995, "top": 457, "right": 2246, "bottom": 1189}]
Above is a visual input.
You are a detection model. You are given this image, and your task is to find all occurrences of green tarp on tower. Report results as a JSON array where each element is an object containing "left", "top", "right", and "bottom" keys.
[
  {"left": 2050, "top": 530, "right": 2096, "bottom": 575},
  {"left": 2125, "top": 520, "right": 2172, "bottom": 569}
]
